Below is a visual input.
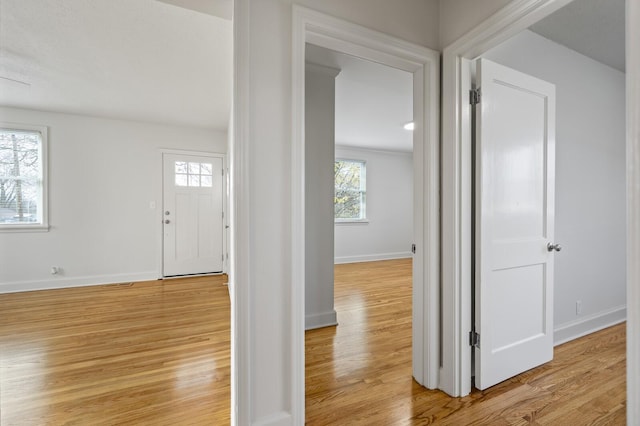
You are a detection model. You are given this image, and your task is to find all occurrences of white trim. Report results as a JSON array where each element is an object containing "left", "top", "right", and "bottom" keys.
[
  {"left": 441, "top": 0, "right": 634, "bottom": 401},
  {"left": 231, "top": 1, "right": 251, "bottom": 424},
  {"left": 334, "top": 219, "right": 369, "bottom": 225},
  {"left": 334, "top": 252, "right": 411, "bottom": 264},
  {"left": 253, "top": 412, "right": 292, "bottom": 426},
  {"left": 158, "top": 149, "right": 226, "bottom": 279},
  {"left": 292, "top": 9, "right": 441, "bottom": 418},
  {"left": 305, "top": 62, "right": 341, "bottom": 77},
  {"left": 553, "top": 306, "right": 626, "bottom": 346},
  {"left": 158, "top": 148, "right": 222, "bottom": 157},
  {"left": 0, "top": 272, "right": 158, "bottom": 294},
  {"left": 305, "top": 311, "right": 338, "bottom": 330},
  {"left": 627, "top": 0, "right": 640, "bottom": 422},
  {"left": 335, "top": 144, "right": 413, "bottom": 156}
]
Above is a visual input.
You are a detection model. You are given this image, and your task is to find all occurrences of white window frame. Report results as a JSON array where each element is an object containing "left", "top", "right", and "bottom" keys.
[
  {"left": 0, "top": 123, "right": 49, "bottom": 232},
  {"left": 334, "top": 158, "right": 367, "bottom": 223}
]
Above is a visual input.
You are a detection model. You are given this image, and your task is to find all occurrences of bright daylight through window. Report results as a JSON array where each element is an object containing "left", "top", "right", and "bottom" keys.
[
  {"left": 0, "top": 125, "right": 47, "bottom": 230},
  {"left": 174, "top": 161, "right": 213, "bottom": 187},
  {"left": 334, "top": 159, "right": 366, "bottom": 221}
]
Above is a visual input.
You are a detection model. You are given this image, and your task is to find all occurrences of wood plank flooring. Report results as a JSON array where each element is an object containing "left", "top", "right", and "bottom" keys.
[
  {"left": 306, "top": 258, "right": 626, "bottom": 425},
  {"left": 0, "top": 259, "right": 626, "bottom": 425},
  {"left": 0, "top": 276, "right": 230, "bottom": 425}
]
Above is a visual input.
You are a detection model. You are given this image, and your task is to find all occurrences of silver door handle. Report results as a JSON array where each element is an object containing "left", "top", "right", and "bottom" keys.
[
  {"left": 547, "top": 242, "right": 561, "bottom": 252},
  {"left": 164, "top": 219, "right": 171, "bottom": 224}
]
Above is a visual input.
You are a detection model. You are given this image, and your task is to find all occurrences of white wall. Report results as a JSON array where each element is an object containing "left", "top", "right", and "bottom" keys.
[
  {"left": 0, "top": 107, "right": 226, "bottom": 292},
  {"left": 305, "top": 64, "right": 338, "bottom": 330},
  {"left": 234, "top": 0, "right": 440, "bottom": 423},
  {"left": 334, "top": 146, "right": 412, "bottom": 264},
  {"left": 484, "top": 30, "right": 626, "bottom": 342}
]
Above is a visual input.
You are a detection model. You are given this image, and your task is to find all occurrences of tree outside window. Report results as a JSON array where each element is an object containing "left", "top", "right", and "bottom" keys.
[
  {"left": 0, "top": 127, "right": 47, "bottom": 229},
  {"left": 334, "top": 159, "right": 366, "bottom": 221}
]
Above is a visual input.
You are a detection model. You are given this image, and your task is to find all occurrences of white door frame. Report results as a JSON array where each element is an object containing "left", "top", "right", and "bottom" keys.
[
  {"left": 441, "top": 3, "right": 640, "bottom": 419},
  {"left": 158, "top": 149, "right": 226, "bottom": 278},
  {"left": 627, "top": 1, "right": 640, "bottom": 423},
  {"left": 291, "top": 5, "right": 440, "bottom": 420}
]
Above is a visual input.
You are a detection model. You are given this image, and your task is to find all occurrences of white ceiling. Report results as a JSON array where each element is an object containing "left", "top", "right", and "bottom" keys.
[
  {"left": 306, "top": 44, "right": 413, "bottom": 153},
  {"left": 529, "top": 0, "right": 625, "bottom": 72},
  {"left": 0, "top": 0, "right": 622, "bottom": 137},
  {"left": 0, "top": 0, "right": 232, "bottom": 130}
]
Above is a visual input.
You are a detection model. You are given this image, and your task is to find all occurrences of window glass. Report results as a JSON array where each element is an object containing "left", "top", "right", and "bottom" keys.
[
  {"left": 334, "top": 159, "right": 366, "bottom": 221},
  {"left": 0, "top": 127, "right": 47, "bottom": 230},
  {"left": 175, "top": 161, "right": 214, "bottom": 188}
]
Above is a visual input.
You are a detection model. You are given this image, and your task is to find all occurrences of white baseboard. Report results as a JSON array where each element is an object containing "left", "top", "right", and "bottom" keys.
[
  {"left": 554, "top": 305, "right": 626, "bottom": 346},
  {"left": 254, "top": 411, "right": 292, "bottom": 426},
  {"left": 0, "top": 271, "right": 159, "bottom": 294},
  {"left": 334, "top": 251, "right": 412, "bottom": 265},
  {"left": 305, "top": 310, "right": 338, "bottom": 330}
]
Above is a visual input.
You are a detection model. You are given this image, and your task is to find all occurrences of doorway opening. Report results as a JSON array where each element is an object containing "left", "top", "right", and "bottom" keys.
[
  {"left": 303, "top": 43, "right": 416, "bottom": 420},
  {"left": 291, "top": 6, "right": 441, "bottom": 418},
  {"left": 442, "top": 0, "right": 627, "bottom": 397}
]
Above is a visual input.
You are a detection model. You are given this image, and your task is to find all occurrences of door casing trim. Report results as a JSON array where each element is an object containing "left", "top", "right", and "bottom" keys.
[{"left": 292, "top": 5, "right": 441, "bottom": 423}]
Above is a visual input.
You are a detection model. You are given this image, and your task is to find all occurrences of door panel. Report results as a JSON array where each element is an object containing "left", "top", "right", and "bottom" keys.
[
  {"left": 475, "top": 58, "right": 556, "bottom": 390},
  {"left": 163, "top": 153, "right": 223, "bottom": 277}
]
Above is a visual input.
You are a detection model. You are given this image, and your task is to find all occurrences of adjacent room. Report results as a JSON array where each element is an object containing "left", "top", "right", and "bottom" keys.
[{"left": 0, "top": 0, "right": 233, "bottom": 423}]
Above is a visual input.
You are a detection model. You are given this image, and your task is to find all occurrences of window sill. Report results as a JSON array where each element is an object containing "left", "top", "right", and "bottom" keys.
[
  {"left": 0, "top": 224, "right": 50, "bottom": 233},
  {"left": 335, "top": 219, "right": 369, "bottom": 226}
]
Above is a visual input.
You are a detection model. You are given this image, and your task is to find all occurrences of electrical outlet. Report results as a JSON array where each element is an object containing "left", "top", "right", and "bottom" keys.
[{"left": 576, "top": 300, "right": 582, "bottom": 315}]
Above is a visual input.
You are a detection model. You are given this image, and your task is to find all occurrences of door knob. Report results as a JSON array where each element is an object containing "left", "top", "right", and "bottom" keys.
[
  {"left": 547, "top": 242, "right": 561, "bottom": 252},
  {"left": 164, "top": 219, "right": 171, "bottom": 224}
]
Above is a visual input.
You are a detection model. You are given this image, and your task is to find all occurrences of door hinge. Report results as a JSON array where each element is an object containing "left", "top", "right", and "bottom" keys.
[
  {"left": 411, "top": 243, "right": 416, "bottom": 254},
  {"left": 470, "top": 88, "right": 481, "bottom": 105},
  {"left": 469, "top": 330, "right": 480, "bottom": 348}
]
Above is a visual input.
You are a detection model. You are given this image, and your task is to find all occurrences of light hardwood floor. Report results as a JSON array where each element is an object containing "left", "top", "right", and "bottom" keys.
[
  {"left": 0, "top": 275, "right": 231, "bottom": 425},
  {"left": 1, "top": 260, "right": 626, "bottom": 425},
  {"left": 306, "top": 259, "right": 626, "bottom": 425}
]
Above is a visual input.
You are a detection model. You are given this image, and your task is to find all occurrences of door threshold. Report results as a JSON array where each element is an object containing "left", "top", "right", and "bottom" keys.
[{"left": 163, "top": 271, "right": 224, "bottom": 279}]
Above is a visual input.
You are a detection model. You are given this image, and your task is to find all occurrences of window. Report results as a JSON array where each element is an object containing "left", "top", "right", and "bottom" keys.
[
  {"left": 334, "top": 159, "right": 366, "bottom": 221},
  {"left": 0, "top": 124, "right": 48, "bottom": 231},
  {"left": 174, "top": 161, "right": 213, "bottom": 187}
]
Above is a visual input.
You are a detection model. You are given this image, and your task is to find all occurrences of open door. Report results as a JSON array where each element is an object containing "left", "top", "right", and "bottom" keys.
[{"left": 474, "top": 58, "right": 557, "bottom": 390}]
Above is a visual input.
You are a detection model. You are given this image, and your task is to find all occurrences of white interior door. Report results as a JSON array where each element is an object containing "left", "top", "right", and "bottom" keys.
[
  {"left": 474, "top": 58, "right": 556, "bottom": 390},
  {"left": 163, "top": 153, "right": 224, "bottom": 277}
]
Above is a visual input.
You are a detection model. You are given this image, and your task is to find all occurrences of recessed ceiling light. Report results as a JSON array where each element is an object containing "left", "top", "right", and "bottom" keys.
[{"left": 404, "top": 122, "right": 415, "bottom": 131}]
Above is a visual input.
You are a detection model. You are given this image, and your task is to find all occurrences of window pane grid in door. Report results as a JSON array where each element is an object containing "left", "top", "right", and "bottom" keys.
[{"left": 175, "top": 161, "right": 213, "bottom": 188}]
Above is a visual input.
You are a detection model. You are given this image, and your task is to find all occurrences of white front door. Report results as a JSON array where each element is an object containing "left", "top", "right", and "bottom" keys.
[
  {"left": 474, "top": 58, "right": 557, "bottom": 390},
  {"left": 163, "top": 153, "right": 224, "bottom": 277}
]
